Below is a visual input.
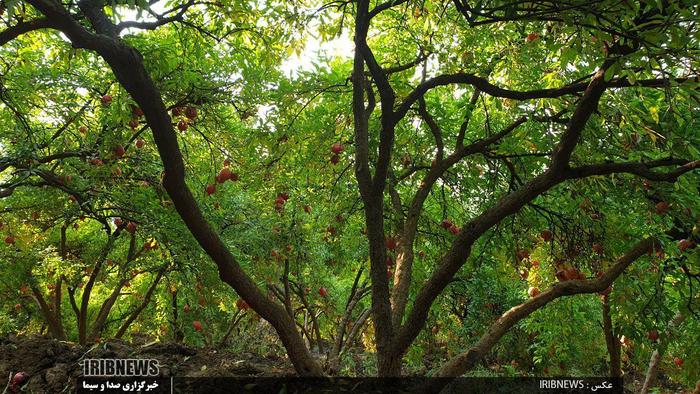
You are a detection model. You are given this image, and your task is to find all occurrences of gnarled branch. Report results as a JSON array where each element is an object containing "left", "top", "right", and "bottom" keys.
[
  {"left": 0, "top": 18, "right": 52, "bottom": 46},
  {"left": 434, "top": 237, "right": 660, "bottom": 377}
]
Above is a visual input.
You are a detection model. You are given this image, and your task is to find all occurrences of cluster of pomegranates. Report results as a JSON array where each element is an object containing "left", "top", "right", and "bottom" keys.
[
  {"left": 440, "top": 219, "right": 460, "bottom": 235},
  {"left": 113, "top": 218, "right": 137, "bottom": 234},
  {"left": 273, "top": 192, "right": 290, "bottom": 210},
  {"left": 330, "top": 142, "right": 343, "bottom": 164},
  {"left": 174, "top": 105, "right": 198, "bottom": 132},
  {"left": 384, "top": 236, "right": 398, "bottom": 280},
  {"left": 206, "top": 159, "right": 240, "bottom": 196}
]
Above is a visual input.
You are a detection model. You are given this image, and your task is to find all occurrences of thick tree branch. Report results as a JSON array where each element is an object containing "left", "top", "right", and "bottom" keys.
[
  {"left": 115, "top": 266, "right": 166, "bottom": 338},
  {"left": 390, "top": 115, "right": 527, "bottom": 327},
  {"left": 77, "top": 0, "right": 119, "bottom": 37},
  {"left": 26, "top": 0, "right": 323, "bottom": 375},
  {"left": 352, "top": 8, "right": 372, "bottom": 197},
  {"left": 356, "top": 42, "right": 395, "bottom": 194},
  {"left": 566, "top": 159, "right": 700, "bottom": 182},
  {"left": 391, "top": 66, "right": 611, "bottom": 359},
  {"left": 343, "top": 307, "right": 371, "bottom": 352},
  {"left": 368, "top": 0, "right": 411, "bottom": 19},
  {"left": 396, "top": 74, "right": 696, "bottom": 122},
  {"left": 89, "top": 278, "right": 129, "bottom": 341},
  {"left": 352, "top": 0, "right": 397, "bottom": 375},
  {"left": 0, "top": 18, "right": 52, "bottom": 46},
  {"left": 434, "top": 237, "right": 660, "bottom": 377},
  {"left": 417, "top": 98, "right": 443, "bottom": 159},
  {"left": 115, "top": 0, "right": 194, "bottom": 33},
  {"left": 550, "top": 66, "right": 608, "bottom": 170}
]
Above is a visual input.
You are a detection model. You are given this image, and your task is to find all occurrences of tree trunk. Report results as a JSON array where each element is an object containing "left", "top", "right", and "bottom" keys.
[
  {"left": 89, "top": 234, "right": 140, "bottom": 341},
  {"left": 26, "top": 0, "right": 323, "bottom": 375},
  {"left": 640, "top": 312, "right": 686, "bottom": 394},
  {"left": 601, "top": 295, "right": 621, "bottom": 377},
  {"left": 377, "top": 352, "right": 403, "bottom": 377},
  {"left": 350, "top": 0, "right": 398, "bottom": 376},
  {"left": 218, "top": 310, "right": 244, "bottom": 348},
  {"left": 391, "top": 231, "right": 414, "bottom": 328},
  {"left": 53, "top": 225, "right": 67, "bottom": 335},
  {"left": 30, "top": 285, "right": 66, "bottom": 340},
  {"left": 329, "top": 275, "right": 367, "bottom": 374},
  {"left": 114, "top": 268, "right": 165, "bottom": 338},
  {"left": 78, "top": 234, "right": 116, "bottom": 344},
  {"left": 289, "top": 281, "right": 323, "bottom": 353},
  {"left": 365, "top": 202, "right": 398, "bottom": 376},
  {"left": 87, "top": 279, "right": 128, "bottom": 342},
  {"left": 433, "top": 238, "right": 657, "bottom": 378},
  {"left": 171, "top": 290, "right": 184, "bottom": 343}
]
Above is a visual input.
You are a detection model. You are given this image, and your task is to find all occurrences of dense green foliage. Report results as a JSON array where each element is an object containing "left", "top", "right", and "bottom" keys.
[{"left": 0, "top": 0, "right": 699, "bottom": 388}]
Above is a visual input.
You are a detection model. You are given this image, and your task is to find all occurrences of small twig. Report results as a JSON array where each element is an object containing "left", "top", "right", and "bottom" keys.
[{"left": 2, "top": 372, "right": 12, "bottom": 394}]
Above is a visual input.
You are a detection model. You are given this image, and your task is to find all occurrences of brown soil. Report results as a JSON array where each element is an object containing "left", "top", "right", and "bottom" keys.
[
  {"left": 0, "top": 335, "right": 293, "bottom": 393},
  {"left": 1, "top": 335, "right": 692, "bottom": 393}
]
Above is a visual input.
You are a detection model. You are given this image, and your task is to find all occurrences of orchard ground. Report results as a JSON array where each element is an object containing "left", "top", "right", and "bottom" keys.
[{"left": 0, "top": 334, "right": 688, "bottom": 393}]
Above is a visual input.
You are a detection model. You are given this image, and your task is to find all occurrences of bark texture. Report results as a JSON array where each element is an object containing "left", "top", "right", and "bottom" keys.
[
  {"left": 601, "top": 295, "right": 621, "bottom": 377},
  {"left": 24, "top": 0, "right": 322, "bottom": 375},
  {"left": 640, "top": 312, "right": 686, "bottom": 394},
  {"left": 433, "top": 237, "right": 658, "bottom": 377}
]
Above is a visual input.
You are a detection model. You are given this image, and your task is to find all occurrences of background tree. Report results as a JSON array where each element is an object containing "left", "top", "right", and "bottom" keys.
[
  {"left": 0, "top": 0, "right": 698, "bottom": 388},
  {"left": 347, "top": 0, "right": 700, "bottom": 376}
]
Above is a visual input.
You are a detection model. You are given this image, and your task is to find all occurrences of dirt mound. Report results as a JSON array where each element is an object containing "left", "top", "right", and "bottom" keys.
[{"left": 0, "top": 335, "right": 293, "bottom": 393}]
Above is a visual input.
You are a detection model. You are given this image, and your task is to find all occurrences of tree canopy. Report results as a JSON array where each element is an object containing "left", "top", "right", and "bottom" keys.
[{"left": 1, "top": 0, "right": 699, "bottom": 389}]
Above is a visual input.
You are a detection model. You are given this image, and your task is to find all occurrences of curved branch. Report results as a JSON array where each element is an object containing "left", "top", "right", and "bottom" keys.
[
  {"left": 114, "top": 266, "right": 167, "bottom": 338},
  {"left": 391, "top": 66, "right": 610, "bottom": 358},
  {"left": 26, "top": 0, "right": 323, "bottom": 376},
  {"left": 384, "top": 52, "right": 429, "bottom": 75},
  {"left": 550, "top": 66, "right": 609, "bottom": 169},
  {"left": 391, "top": 115, "right": 527, "bottom": 326},
  {"left": 396, "top": 74, "right": 697, "bottom": 122},
  {"left": 0, "top": 18, "right": 52, "bottom": 46},
  {"left": 115, "top": 0, "right": 195, "bottom": 33},
  {"left": 566, "top": 159, "right": 700, "bottom": 182},
  {"left": 368, "top": 0, "right": 411, "bottom": 19},
  {"left": 417, "top": 98, "right": 443, "bottom": 159},
  {"left": 434, "top": 237, "right": 660, "bottom": 377}
]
